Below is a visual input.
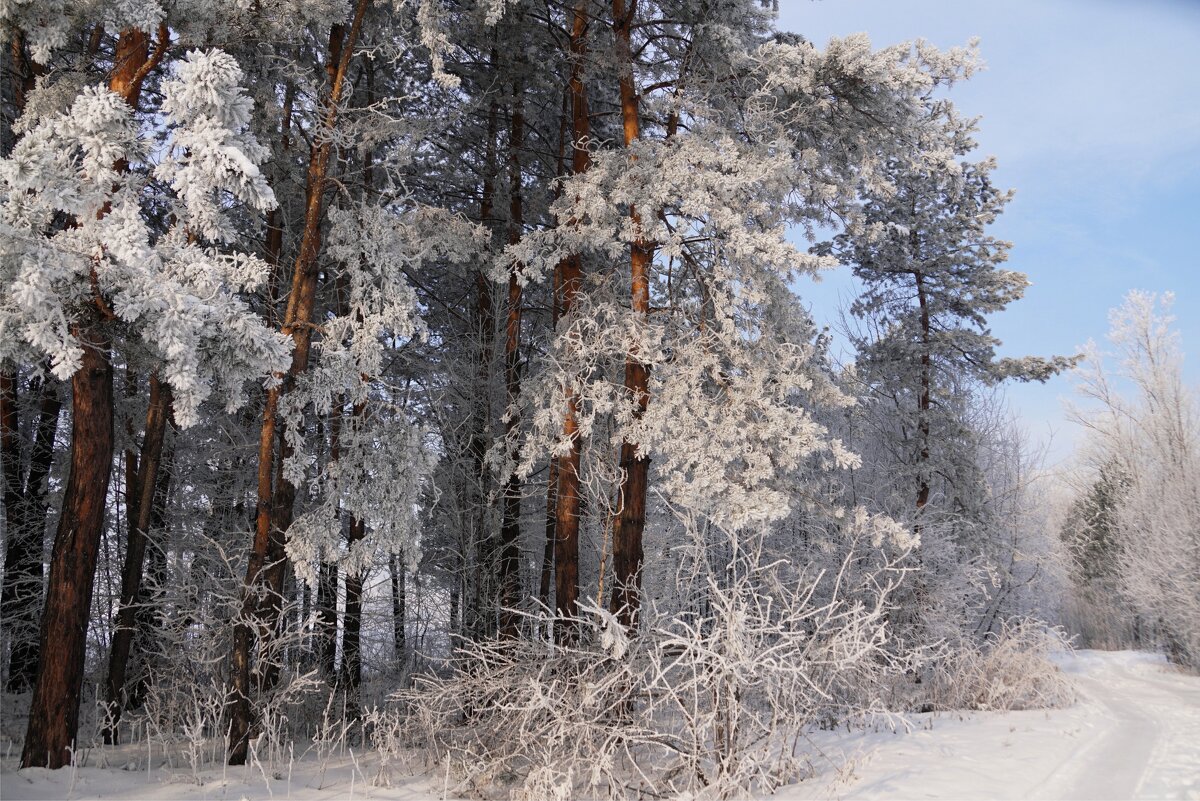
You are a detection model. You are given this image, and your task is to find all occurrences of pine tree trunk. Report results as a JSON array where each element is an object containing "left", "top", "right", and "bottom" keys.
[
  {"left": 552, "top": 0, "right": 593, "bottom": 645},
  {"left": 539, "top": 458, "right": 557, "bottom": 637},
  {"left": 20, "top": 321, "right": 113, "bottom": 769},
  {"left": 128, "top": 453, "right": 172, "bottom": 712},
  {"left": 914, "top": 267, "right": 931, "bottom": 516},
  {"left": 314, "top": 397, "right": 344, "bottom": 680},
  {"left": 4, "top": 31, "right": 42, "bottom": 158},
  {"left": 21, "top": 25, "right": 163, "bottom": 769},
  {"left": 1, "top": 370, "right": 19, "bottom": 544},
  {"left": 498, "top": 85, "right": 525, "bottom": 639},
  {"left": 102, "top": 375, "right": 173, "bottom": 743},
  {"left": 609, "top": 0, "right": 652, "bottom": 632},
  {"left": 316, "top": 561, "right": 339, "bottom": 676},
  {"left": 228, "top": 0, "right": 370, "bottom": 765}
]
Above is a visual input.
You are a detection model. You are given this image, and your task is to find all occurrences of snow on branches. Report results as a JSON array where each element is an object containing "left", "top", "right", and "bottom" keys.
[{"left": 0, "top": 49, "right": 290, "bottom": 425}]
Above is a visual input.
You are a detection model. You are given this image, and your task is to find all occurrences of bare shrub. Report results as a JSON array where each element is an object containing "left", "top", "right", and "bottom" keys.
[
  {"left": 393, "top": 510, "right": 913, "bottom": 800},
  {"left": 925, "top": 618, "right": 1075, "bottom": 712}
]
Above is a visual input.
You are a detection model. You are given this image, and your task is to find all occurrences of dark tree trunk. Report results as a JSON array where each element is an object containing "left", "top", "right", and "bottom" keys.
[
  {"left": 539, "top": 458, "right": 557, "bottom": 637},
  {"left": 102, "top": 375, "right": 173, "bottom": 743},
  {"left": 608, "top": 0, "right": 653, "bottom": 632},
  {"left": 552, "top": 0, "right": 592, "bottom": 644},
  {"left": 314, "top": 399, "right": 343, "bottom": 680},
  {"left": 228, "top": 0, "right": 370, "bottom": 765},
  {"left": 2, "top": 32, "right": 55, "bottom": 695},
  {"left": 389, "top": 554, "right": 405, "bottom": 661},
  {"left": 316, "top": 560, "right": 338, "bottom": 677},
  {"left": 1, "top": 370, "right": 19, "bottom": 545},
  {"left": 498, "top": 84, "right": 525, "bottom": 639},
  {"left": 466, "top": 96, "right": 501, "bottom": 643},
  {"left": 340, "top": 515, "right": 366, "bottom": 708},
  {"left": 127, "top": 452, "right": 172, "bottom": 713},
  {"left": 3, "top": 375, "right": 60, "bottom": 692},
  {"left": 914, "top": 265, "right": 931, "bottom": 517}
]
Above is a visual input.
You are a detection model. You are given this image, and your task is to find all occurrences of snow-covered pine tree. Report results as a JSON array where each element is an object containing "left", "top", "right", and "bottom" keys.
[
  {"left": 1, "top": 22, "right": 288, "bottom": 764},
  {"left": 826, "top": 101, "right": 1075, "bottom": 643}
]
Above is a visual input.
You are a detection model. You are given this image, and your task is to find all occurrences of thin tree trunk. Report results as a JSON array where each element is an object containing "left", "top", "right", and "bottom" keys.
[
  {"left": 21, "top": 25, "right": 164, "bottom": 769},
  {"left": 101, "top": 375, "right": 173, "bottom": 743},
  {"left": 553, "top": 0, "right": 592, "bottom": 643},
  {"left": 127, "top": 438, "right": 173, "bottom": 713},
  {"left": 315, "top": 385, "right": 344, "bottom": 680},
  {"left": 915, "top": 267, "right": 931, "bottom": 517},
  {"left": 264, "top": 83, "right": 295, "bottom": 327},
  {"left": 537, "top": 88, "right": 570, "bottom": 640},
  {"left": 498, "top": 83, "right": 525, "bottom": 639},
  {"left": 539, "top": 458, "right": 557, "bottom": 635},
  {"left": 340, "top": 512, "right": 366, "bottom": 707},
  {"left": 389, "top": 554, "right": 405, "bottom": 661},
  {"left": 316, "top": 561, "right": 339, "bottom": 676},
  {"left": 228, "top": 0, "right": 370, "bottom": 765},
  {"left": 608, "top": 0, "right": 653, "bottom": 632},
  {"left": 467, "top": 96, "right": 501, "bottom": 643},
  {"left": 1, "top": 370, "right": 19, "bottom": 542},
  {"left": 3, "top": 375, "right": 60, "bottom": 692}
]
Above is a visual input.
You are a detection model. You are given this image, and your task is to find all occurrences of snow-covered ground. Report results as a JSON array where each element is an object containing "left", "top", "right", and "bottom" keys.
[
  {"left": 789, "top": 650, "right": 1200, "bottom": 801},
  {"left": 2, "top": 650, "right": 1197, "bottom": 801}
]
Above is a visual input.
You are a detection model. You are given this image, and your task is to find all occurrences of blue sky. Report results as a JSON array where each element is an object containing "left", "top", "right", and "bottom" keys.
[{"left": 776, "top": 0, "right": 1200, "bottom": 465}]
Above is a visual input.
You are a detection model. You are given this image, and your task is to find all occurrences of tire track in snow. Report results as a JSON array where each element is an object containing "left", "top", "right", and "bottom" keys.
[{"left": 1032, "top": 655, "right": 1200, "bottom": 800}]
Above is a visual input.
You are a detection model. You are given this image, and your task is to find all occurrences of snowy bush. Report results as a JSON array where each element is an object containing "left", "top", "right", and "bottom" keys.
[
  {"left": 392, "top": 510, "right": 913, "bottom": 800},
  {"left": 924, "top": 618, "right": 1075, "bottom": 712}
]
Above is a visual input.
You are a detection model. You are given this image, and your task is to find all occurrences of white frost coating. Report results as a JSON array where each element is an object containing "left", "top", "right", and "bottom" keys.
[
  {"left": 416, "top": 0, "right": 461, "bottom": 89},
  {"left": 0, "top": 51, "right": 290, "bottom": 426},
  {"left": 281, "top": 201, "right": 482, "bottom": 585},
  {"left": 157, "top": 49, "right": 277, "bottom": 243}
]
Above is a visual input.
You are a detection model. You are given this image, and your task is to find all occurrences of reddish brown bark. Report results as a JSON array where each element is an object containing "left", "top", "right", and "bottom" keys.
[
  {"left": 228, "top": 0, "right": 370, "bottom": 765},
  {"left": 101, "top": 375, "right": 173, "bottom": 743},
  {"left": 21, "top": 25, "right": 164, "bottom": 769},
  {"left": 21, "top": 322, "right": 113, "bottom": 769},
  {"left": 608, "top": 0, "right": 653, "bottom": 631},
  {"left": 498, "top": 86, "right": 525, "bottom": 639},
  {"left": 4, "top": 31, "right": 42, "bottom": 158},
  {"left": 553, "top": 0, "right": 593, "bottom": 644}
]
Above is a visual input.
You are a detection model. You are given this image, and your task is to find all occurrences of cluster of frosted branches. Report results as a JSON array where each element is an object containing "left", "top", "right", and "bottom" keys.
[{"left": 393, "top": 510, "right": 913, "bottom": 800}]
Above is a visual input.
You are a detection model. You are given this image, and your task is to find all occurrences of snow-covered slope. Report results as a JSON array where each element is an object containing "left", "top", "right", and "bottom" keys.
[{"left": 2, "top": 650, "right": 1197, "bottom": 801}]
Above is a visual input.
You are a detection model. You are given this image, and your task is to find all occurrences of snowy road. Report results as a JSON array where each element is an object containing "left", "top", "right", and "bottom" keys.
[
  {"left": 1035, "top": 653, "right": 1200, "bottom": 800},
  {"left": 790, "top": 650, "right": 1200, "bottom": 801}
]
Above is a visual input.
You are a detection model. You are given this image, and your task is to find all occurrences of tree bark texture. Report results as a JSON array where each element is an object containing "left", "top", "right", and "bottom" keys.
[{"left": 228, "top": 0, "right": 370, "bottom": 765}]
